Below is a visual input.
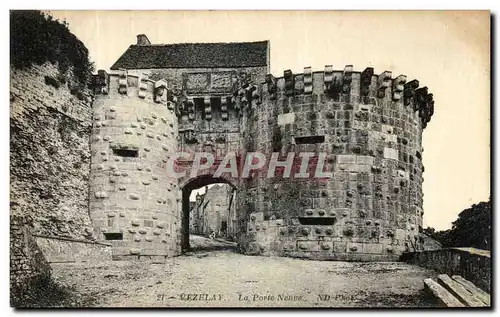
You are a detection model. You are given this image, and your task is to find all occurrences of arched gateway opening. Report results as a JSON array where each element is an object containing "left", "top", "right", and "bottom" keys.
[{"left": 181, "top": 175, "right": 238, "bottom": 252}]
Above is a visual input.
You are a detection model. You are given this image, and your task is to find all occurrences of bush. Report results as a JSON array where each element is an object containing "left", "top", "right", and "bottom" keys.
[{"left": 10, "top": 10, "right": 94, "bottom": 88}]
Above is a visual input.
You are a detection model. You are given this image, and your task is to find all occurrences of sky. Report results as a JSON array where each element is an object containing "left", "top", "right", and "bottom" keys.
[{"left": 47, "top": 10, "right": 490, "bottom": 230}]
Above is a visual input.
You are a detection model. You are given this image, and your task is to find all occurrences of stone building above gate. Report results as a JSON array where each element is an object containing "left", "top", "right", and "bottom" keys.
[{"left": 111, "top": 35, "right": 269, "bottom": 157}]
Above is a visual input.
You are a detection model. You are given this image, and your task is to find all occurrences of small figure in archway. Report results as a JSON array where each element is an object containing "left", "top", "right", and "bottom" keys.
[{"left": 209, "top": 230, "right": 216, "bottom": 240}]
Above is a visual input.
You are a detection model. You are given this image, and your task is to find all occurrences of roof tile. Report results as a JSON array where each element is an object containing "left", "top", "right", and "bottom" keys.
[{"left": 110, "top": 41, "right": 269, "bottom": 69}]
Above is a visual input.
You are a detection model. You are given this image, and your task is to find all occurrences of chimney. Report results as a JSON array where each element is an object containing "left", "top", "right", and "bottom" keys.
[{"left": 136, "top": 34, "right": 151, "bottom": 46}]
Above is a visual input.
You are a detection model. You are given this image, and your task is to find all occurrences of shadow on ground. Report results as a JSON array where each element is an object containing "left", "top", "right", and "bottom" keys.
[{"left": 184, "top": 235, "right": 238, "bottom": 254}]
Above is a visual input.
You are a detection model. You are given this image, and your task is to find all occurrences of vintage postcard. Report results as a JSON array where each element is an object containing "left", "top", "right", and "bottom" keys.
[{"left": 9, "top": 10, "right": 491, "bottom": 308}]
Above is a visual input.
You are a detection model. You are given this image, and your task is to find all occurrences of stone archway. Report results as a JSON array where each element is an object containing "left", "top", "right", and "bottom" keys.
[
  {"left": 180, "top": 174, "right": 238, "bottom": 252},
  {"left": 89, "top": 62, "right": 434, "bottom": 261}
]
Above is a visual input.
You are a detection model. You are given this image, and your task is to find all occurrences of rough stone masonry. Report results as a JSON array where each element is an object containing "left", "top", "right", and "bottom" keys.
[
  {"left": 89, "top": 34, "right": 434, "bottom": 261},
  {"left": 10, "top": 62, "right": 94, "bottom": 305}
]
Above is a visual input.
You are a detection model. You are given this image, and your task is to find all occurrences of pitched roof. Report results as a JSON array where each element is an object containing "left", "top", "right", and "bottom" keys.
[{"left": 110, "top": 40, "right": 269, "bottom": 70}]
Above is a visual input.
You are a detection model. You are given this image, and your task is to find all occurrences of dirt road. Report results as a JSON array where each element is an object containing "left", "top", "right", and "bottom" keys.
[{"left": 47, "top": 235, "right": 439, "bottom": 308}]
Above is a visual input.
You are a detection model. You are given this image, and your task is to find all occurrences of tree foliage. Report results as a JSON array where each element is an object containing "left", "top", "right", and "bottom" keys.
[
  {"left": 425, "top": 199, "right": 491, "bottom": 250},
  {"left": 10, "top": 10, "right": 94, "bottom": 87}
]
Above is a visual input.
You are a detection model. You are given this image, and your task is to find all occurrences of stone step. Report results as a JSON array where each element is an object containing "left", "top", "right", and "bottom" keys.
[
  {"left": 437, "top": 274, "right": 486, "bottom": 307},
  {"left": 423, "top": 278, "right": 465, "bottom": 307},
  {"left": 451, "top": 275, "right": 490, "bottom": 306}
]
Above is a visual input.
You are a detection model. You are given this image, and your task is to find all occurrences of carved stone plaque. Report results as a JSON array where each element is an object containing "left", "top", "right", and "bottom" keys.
[
  {"left": 185, "top": 73, "right": 209, "bottom": 93},
  {"left": 211, "top": 72, "right": 234, "bottom": 91},
  {"left": 184, "top": 71, "right": 236, "bottom": 94}
]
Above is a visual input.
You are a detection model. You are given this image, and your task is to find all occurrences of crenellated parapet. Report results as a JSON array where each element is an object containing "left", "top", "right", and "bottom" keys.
[
  {"left": 257, "top": 65, "right": 435, "bottom": 128},
  {"left": 233, "top": 83, "right": 261, "bottom": 114},
  {"left": 92, "top": 69, "right": 180, "bottom": 114}
]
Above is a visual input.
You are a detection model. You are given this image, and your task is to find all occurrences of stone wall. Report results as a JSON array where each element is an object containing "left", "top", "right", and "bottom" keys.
[
  {"left": 10, "top": 215, "right": 52, "bottom": 306},
  {"left": 35, "top": 236, "right": 112, "bottom": 263},
  {"left": 403, "top": 248, "right": 491, "bottom": 293},
  {"left": 128, "top": 66, "right": 267, "bottom": 159},
  {"left": 10, "top": 62, "right": 94, "bottom": 305},
  {"left": 10, "top": 63, "right": 94, "bottom": 240},
  {"left": 90, "top": 70, "right": 180, "bottom": 260},
  {"left": 189, "top": 193, "right": 205, "bottom": 235},
  {"left": 200, "top": 184, "right": 233, "bottom": 235}
]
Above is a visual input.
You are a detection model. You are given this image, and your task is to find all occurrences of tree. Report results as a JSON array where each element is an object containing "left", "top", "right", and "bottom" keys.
[
  {"left": 422, "top": 227, "right": 435, "bottom": 236},
  {"left": 10, "top": 10, "right": 94, "bottom": 87},
  {"left": 447, "top": 199, "right": 491, "bottom": 250},
  {"left": 424, "top": 199, "right": 491, "bottom": 250}
]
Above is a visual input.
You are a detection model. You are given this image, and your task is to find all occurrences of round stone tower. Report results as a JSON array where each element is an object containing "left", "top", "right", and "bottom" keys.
[
  {"left": 90, "top": 69, "right": 181, "bottom": 260},
  {"left": 238, "top": 65, "right": 434, "bottom": 261}
]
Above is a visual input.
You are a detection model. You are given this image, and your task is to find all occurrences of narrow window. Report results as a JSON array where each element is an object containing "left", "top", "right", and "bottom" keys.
[
  {"left": 112, "top": 148, "right": 139, "bottom": 157},
  {"left": 104, "top": 233, "right": 123, "bottom": 240},
  {"left": 294, "top": 136, "right": 325, "bottom": 144},
  {"left": 298, "top": 217, "right": 335, "bottom": 225}
]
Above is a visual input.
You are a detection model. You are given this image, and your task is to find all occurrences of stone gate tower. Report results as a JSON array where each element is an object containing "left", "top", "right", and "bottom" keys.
[
  {"left": 90, "top": 69, "right": 181, "bottom": 260},
  {"left": 238, "top": 66, "right": 433, "bottom": 261},
  {"left": 89, "top": 35, "right": 434, "bottom": 261}
]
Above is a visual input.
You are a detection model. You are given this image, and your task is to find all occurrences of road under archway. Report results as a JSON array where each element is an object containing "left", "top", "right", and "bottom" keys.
[{"left": 181, "top": 175, "right": 238, "bottom": 252}]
